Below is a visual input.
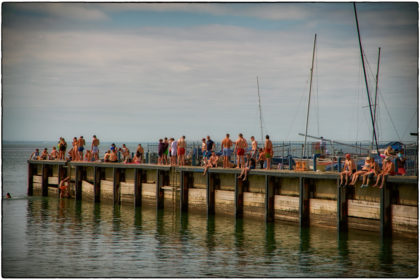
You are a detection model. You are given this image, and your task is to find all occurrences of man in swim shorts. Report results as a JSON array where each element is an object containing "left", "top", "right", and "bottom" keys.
[
  {"left": 221, "top": 133, "right": 233, "bottom": 168},
  {"left": 264, "top": 135, "right": 273, "bottom": 169},
  {"left": 250, "top": 136, "right": 258, "bottom": 159},
  {"left": 206, "top": 136, "right": 214, "bottom": 160},
  {"left": 77, "top": 136, "right": 86, "bottom": 161},
  {"left": 91, "top": 135, "right": 100, "bottom": 161},
  {"left": 177, "top": 136, "right": 186, "bottom": 166},
  {"left": 234, "top": 133, "right": 248, "bottom": 168}
]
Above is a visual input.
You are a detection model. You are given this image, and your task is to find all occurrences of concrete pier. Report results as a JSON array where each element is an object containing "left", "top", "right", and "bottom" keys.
[{"left": 27, "top": 160, "right": 418, "bottom": 238}]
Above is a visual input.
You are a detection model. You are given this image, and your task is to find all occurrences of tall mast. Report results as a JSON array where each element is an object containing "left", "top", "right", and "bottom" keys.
[
  {"left": 372, "top": 47, "right": 381, "bottom": 147},
  {"left": 257, "top": 76, "right": 264, "bottom": 144},
  {"left": 353, "top": 3, "right": 379, "bottom": 155},
  {"left": 303, "top": 33, "right": 317, "bottom": 158}
]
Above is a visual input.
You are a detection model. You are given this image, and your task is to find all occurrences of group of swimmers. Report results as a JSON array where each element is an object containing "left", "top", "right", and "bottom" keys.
[{"left": 339, "top": 146, "right": 406, "bottom": 189}]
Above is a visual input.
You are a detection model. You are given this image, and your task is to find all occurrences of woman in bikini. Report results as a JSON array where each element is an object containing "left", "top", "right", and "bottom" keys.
[{"left": 349, "top": 157, "right": 371, "bottom": 186}]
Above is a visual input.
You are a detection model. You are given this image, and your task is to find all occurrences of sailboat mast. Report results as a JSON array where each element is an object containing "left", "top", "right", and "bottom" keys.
[
  {"left": 303, "top": 33, "right": 317, "bottom": 158},
  {"left": 353, "top": 3, "right": 380, "bottom": 155},
  {"left": 372, "top": 47, "right": 381, "bottom": 148},
  {"left": 257, "top": 76, "right": 264, "bottom": 144}
]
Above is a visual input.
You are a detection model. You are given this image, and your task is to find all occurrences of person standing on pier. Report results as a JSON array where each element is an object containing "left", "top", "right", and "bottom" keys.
[
  {"left": 158, "top": 139, "right": 164, "bottom": 165},
  {"left": 206, "top": 136, "right": 215, "bottom": 159},
  {"left": 136, "top": 144, "right": 144, "bottom": 163},
  {"left": 77, "top": 136, "right": 86, "bottom": 161},
  {"left": 177, "top": 136, "right": 186, "bottom": 166},
  {"left": 91, "top": 135, "right": 100, "bottom": 161},
  {"left": 163, "top": 138, "right": 169, "bottom": 165},
  {"left": 58, "top": 137, "right": 67, "bottom": 160},
  {"left": 71, "top": 137, "right": 78, "bottom": 160},
  {"left": 221, "top": 133, "right": 233, "bottom": 168},
  {"left": 234, "top": 133, "right": 248, "bottom": 168},
  {"left": 264, "top": 135, "right": 273, "bottom": 169},
  {"left": 169, "top": 138, "right": 177, "bottom": 166},
  {"left": 250, "top": 136, "right": 258, "bottom": 159}
]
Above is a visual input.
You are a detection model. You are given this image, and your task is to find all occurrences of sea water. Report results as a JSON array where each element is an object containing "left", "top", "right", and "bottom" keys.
[{"left": 2, "top": 143, "right": 418, "bottom": 277}]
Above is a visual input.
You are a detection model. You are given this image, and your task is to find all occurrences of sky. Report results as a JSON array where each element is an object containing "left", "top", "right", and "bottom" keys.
[{"left": 2, "top": 2, "right": 418, "bottom": 143}]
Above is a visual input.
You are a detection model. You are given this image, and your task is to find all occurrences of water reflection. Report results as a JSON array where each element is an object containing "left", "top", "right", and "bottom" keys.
[{"left": 2, "top": 197, "right": 417, "bottom": 278}]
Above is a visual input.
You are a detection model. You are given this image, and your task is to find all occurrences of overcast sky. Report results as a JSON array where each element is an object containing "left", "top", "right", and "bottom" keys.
[{"left": 2, "top": 2, "right": 418, "bottom": 143}]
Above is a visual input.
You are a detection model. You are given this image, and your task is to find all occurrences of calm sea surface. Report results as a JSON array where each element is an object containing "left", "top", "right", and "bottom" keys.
[{"left": 2, "top": 142, "right": 418, "bottom": 277}]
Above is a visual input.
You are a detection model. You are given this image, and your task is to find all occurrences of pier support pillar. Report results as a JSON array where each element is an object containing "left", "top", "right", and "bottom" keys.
[
  {"left": 265, "top": 175, "right": 275, "bottom": 223},
  {"left": 337, "top": 178, "right": 348, "bottom": 232},
  {"left": 58, "top": 165, "right": 66, "bottom": 198},
  {"left": 134, "top": 169, "right": 145, "bottom": 207},
  {"left": 113, "top": 168, "right": 122, "bottom": 205},
  {"left": 41, "top": 164, "right": 50, "bottom": 197},
  {"left": 94, "top": 167, "right": 102, "bottom": 203},
  {"left": 299, "top": 177, "right": 310, "bottom": 227},
  {"left": 380, "top": 176, "right": 392, "bottom": 237},
  {"left": 235, "top": 176, "right": 245, "bottom": 219},
  {"left": 27, "top": 163, "right": 35, "bottom": 196},
  {"left": 156, "top": 170, "right": 169, "bottom": 209},
  {"left": 207, "top": 173, "right": 218, "bottom": 215},
  {"left": 75, "top": 166, "right": 84, "bottom": 200},
  {"left": 180, "top": 171, "right": 193, "bottom": 212}
]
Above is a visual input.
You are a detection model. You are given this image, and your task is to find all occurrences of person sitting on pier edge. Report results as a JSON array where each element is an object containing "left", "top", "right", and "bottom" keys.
[
  {"left": 133, "top": 151, "right": 142, "bottom": 164},
  {"left": 264, "top": 135, "right": 273, "bottom": 169},
  {"left": 203, "top": 151, "right": 219, "bottom": 175},
  {"left": 339, "top": 154, "right": 356, "bottom": 187},
  {"left": 349, "top": 157, "right": 372, "bottom": 186},
  {"left": 109, "top": 149, "right": 118, "bottom": 162},
  {"left": 29, "top": 148, "right": 40, "bottom": 160},
  {"left": 238, "top": 153, "right": 256, "bottom": 181},
  {"left": 40, "top": 148, "right": 49, "bottom": 160},
  {"left": 49, "top": 147, "right": 58, "bottom": 160},
  {"left": 396, "top": 153, "right": 406, "bottom": 176},
  {"left": 234, "top": 133, "right": 248, "bottom": 168},
  {"left": 258, "top": 148, "right": 266, "bottom": 169},
  {"left": 104, "top": 150, "right": 111, "bottom": 162},
  {"left": 373, "top": 157, "right": 395, "bottom": 188},
  {"left": 84, "top": 150, "right": 93, "bottom": 162},
  {"left": 360, "top": 157, "right": 380, "bottom": 188}
]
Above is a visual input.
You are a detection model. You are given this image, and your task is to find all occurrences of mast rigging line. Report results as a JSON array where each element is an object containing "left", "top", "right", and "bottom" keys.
[
  {"left": 303, "top": 33, "right": 317, "bottom": 159},
  {"left": 353, "top": 3, "right": 380, "bottom": 155},
  {"left": 256, "top": 76, "right": 264, "bottom": 144}
]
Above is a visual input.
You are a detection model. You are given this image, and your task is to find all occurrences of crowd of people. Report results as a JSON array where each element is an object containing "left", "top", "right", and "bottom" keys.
[
  {"left": 29, "top": 135, "right": 407, "bottom": 184},
  {"left": 339, "top": 146, "right": 406, "bottom": 189}
]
